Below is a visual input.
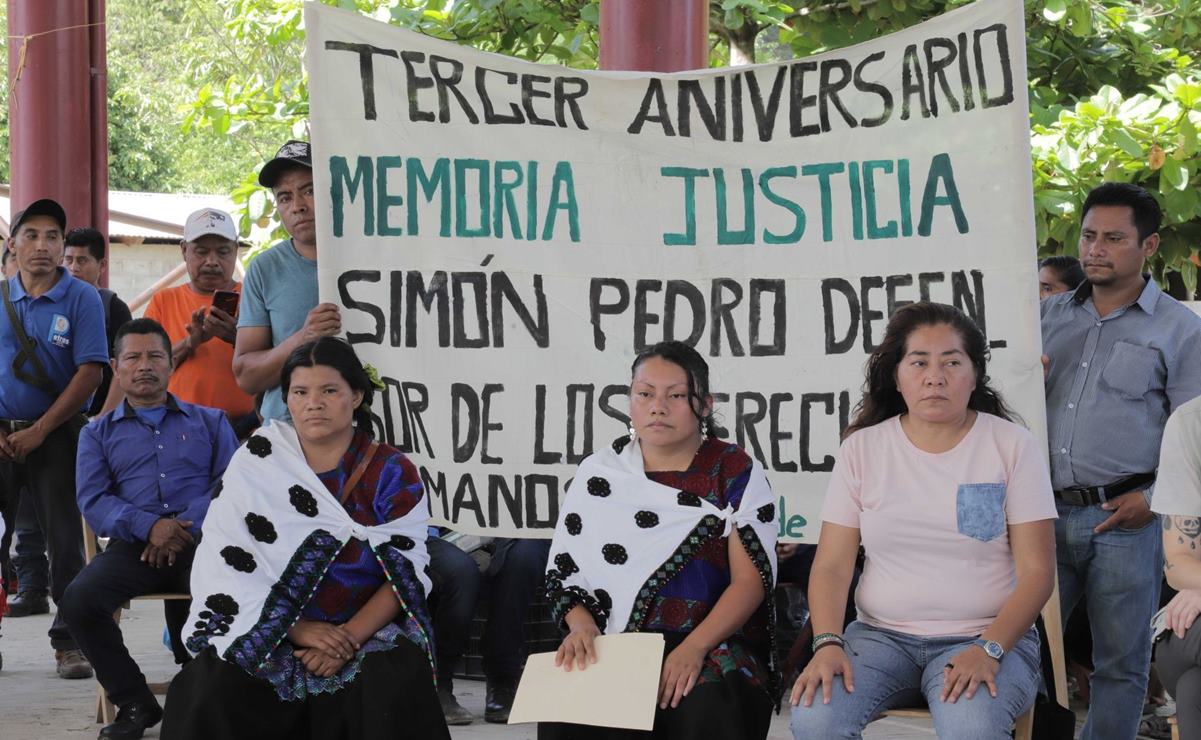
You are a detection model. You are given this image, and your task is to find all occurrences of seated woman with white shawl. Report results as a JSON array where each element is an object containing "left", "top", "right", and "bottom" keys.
[
  {"left": 162, "top": 338, "right": 449, "bottom": 740},
  {"left": 539, "top": 341, "right": 778, "bottom": 740}
]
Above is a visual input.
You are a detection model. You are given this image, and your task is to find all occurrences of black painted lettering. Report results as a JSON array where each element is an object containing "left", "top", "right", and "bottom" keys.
[
  {"left": 822, "top": 278, "right": 859, "bottom": 355},
  {"left": 325, "top": 41, "right": 399, "bottom": 121},
  {"left": 338, "top": 270, "right": 384, "bottom": 345},
  {"left": 590, "top": 278, "right": 630, "bottom": 351}
]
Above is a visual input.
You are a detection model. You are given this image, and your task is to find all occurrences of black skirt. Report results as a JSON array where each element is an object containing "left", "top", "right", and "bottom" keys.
[
  {"left": 161, "top": 639, "right": 450, "bottom": 740},
  {"left": 537, "top": 633, "right": 774, "bottom": 740}
]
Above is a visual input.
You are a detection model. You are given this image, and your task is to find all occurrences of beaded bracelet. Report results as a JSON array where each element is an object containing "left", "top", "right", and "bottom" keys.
[{"left": 811, "top": 632, "right": 845, "bottom": 651}]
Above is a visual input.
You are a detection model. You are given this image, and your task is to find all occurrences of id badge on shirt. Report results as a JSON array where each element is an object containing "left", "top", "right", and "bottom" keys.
[{"left": 47, "top": 314, "right": 71, "bottom": 348}]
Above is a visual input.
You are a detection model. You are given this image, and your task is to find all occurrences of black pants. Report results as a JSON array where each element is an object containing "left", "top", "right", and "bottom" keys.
[
  {"left": 0, "top": 416, "right": 87, "bottom": 650},
  {"left": 1157, "top": 625, "right": 1201, "bottom": 740},
  {"left": 60, "top": 539, "right": 193, "bottom": 707},
  {"left": 426, "top": 537, "right": 481, "bottom": 685},
  {"left": 483, "top": 538, "right": 551, "bottom": 682}
]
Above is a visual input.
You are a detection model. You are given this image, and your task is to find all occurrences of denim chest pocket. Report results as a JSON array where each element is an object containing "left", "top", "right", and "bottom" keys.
[
  {"left": 956, "top": 483, "right": 1007, "bottom": 542},
  {"left": 1100, "top": 341, "right": 1161, "bottom": 400}
]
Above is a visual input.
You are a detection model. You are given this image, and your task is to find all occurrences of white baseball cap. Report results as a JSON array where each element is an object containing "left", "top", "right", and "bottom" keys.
[{"left": 183, "top": 208, "right": 238, "bottom": 242}]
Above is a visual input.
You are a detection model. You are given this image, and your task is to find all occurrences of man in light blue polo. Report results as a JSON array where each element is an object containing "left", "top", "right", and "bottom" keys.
[
  {"left": 1042, "top": 182, "right": 1201, "bottom": 739},
  {"left": 0, "top": 198, "right": 108, "bottom": 678}
]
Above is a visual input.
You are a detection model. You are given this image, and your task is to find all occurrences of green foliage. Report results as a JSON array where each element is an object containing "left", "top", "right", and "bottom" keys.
[
  {"left": 185, "top": 0, "right": 599, "bottom": 243},
  {"left": 0, "top": 0, "right": 287, "bottom": 194}
]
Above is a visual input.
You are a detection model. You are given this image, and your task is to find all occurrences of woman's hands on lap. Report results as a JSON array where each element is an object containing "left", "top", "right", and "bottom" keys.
[
  {"left": 287, "top": 619, "right": 360, "bottom": 660},
  {"left": 939, "top": 645, "right": 999, "bottom": 703},
  {"left": 658, "top": 640, "right": 706, "bottom": 709},
  {"left": 790, "top": 645, "right": 854, "bottom": 707},
  {"left": 293, "top": 647, "right": 350, "bottom": 678},
  {"left": 556, "top": 605, "right": 600, "bottom": 671}
]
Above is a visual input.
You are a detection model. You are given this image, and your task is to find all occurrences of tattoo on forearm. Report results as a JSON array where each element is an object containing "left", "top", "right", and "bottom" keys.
[{"left": 1173, "top": 517, "right": 1201, "bottom": 550}]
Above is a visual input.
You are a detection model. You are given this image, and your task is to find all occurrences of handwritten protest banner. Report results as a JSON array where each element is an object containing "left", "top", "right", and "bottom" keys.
[{"left": 305, "top": 0, "right": 1043, "bottom": 540}]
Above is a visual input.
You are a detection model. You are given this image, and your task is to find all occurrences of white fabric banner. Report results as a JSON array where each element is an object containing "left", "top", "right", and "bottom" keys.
[{"left": 305, "top": 0, "right": 1044, "bottom": 540}]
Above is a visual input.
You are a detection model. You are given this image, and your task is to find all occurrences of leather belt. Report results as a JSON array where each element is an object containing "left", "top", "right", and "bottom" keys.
[
  {"left": 0, "top": 419, "right": 35, "bottom": 433},
  {"left": 1054, "top": 472, "right": 1156, "bottom": 506}
]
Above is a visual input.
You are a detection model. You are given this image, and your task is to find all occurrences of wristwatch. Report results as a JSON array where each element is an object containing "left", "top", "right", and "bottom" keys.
[{"left": 973, "top": 638, "right": 1004, "bottom": 661}]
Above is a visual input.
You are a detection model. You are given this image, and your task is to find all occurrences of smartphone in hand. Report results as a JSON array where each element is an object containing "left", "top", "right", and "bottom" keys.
[{"left": 212, "top": 289, "right": 240, "bottom": 317}]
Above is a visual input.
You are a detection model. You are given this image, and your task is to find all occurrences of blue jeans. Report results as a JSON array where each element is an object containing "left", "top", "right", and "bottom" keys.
[
  {"left": 790, "top": 622, "right": 1040, "bottom": 739},
  {"left": 1055, "top": 501, "right": 1162, "bottom": 740}
]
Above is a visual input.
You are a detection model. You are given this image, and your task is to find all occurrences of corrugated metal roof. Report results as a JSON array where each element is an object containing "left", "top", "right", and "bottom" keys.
[{"left": 0, "top": 186, "right": 236, "bottom": 242}]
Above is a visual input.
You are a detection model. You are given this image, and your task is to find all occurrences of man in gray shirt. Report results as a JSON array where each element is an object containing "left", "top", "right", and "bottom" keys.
[{"left": 1041, "top": 182, "right": 1201, "bottom": 740}]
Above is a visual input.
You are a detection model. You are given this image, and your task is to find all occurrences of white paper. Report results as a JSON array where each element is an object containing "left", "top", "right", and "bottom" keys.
[{"left": 507, "top": 632, "right": 665, "bottom": 730}]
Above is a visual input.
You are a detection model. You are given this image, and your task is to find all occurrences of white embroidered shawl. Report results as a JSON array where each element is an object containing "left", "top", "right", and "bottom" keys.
[
  {"left": 545, "top": 436, "right": 778, "bottom": 636},
  {"left": 184, "top": 421, "right": 432, "bottom": 696}
]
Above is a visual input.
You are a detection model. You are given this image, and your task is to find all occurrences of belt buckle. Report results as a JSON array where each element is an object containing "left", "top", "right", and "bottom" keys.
[{"left": 1060, "top": 487, "right": 1089, "bottom": 506}]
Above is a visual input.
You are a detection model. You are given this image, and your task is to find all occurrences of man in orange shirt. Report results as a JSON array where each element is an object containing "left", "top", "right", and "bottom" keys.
[{"left": 144, "top": 208, "right": 257, "bottom": 437}]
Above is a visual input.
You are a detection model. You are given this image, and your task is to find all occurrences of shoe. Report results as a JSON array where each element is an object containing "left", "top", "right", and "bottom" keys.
[
  {"left": 6, "top": 591, "right": 49, "bottom": 617},
  {"left": 98, "top": 699, "right": 163, "bottom": 740},
  {"left": 439, "top": 687, "right": 475, "bottom": 725},
  {"left": 484, "top": 680, "right": 516, "bottom": 724},
  {"left": 56, "top": 649, "right": 94, "bottom": 679}
]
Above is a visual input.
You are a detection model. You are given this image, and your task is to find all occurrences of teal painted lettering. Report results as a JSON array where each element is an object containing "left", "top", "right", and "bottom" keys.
[
  {"left": 759, "top": 167, "right": 804, "bottom": 244},
  {"left": 455, "top": 159, "right": 491, "bottom": 237},
  {"left": 801, "top": 162, "right": 845, "bottom": 243},
  {"left": 661, "top": 166, "right": 710, "bottom": 246},
  {"left": 406, "top": 157, "right": 451, "bottom": 237},
  {"left": 898, "top": 158, "right": 913, "bottom": 237},
  {"left": 329, "top": 155, "right": 374, "bottom": 238},
  {"left": 863, "top": 160, "right": 898, "bottom": 239},
  {"left": 493, "top": 161, "right": 524, "bottom": 240},
  {"left": 525, "top": 161, "right": 538, "bottom": 241},
  {"left": 786, "top": 514, "right": 807, "bottom": 538},
  {"left": 918, "top": 153, "right": 968, "bottom": 236},
  {"left": 541, "top": 162, "right": 580, "bottom": 242},
  {"left": 376, "top": 156, "right": 403, "bottom": 236},
  {"left": 715, "top": 168, "right": 755, "bottom": 245},
  {"left": 849, "top": 161, "right": 864, "bottom": 241}
]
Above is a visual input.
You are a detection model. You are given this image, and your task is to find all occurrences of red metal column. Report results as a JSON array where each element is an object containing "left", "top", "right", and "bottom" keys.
[
  {"left": 88, "top": 0, "right": 110, "bottom": 287},
  {"left": 599, "top": 0, "right": 709, "bottom": 72},
  {"left": 8, "top": 0, "right": 109, "bottom": 282}
]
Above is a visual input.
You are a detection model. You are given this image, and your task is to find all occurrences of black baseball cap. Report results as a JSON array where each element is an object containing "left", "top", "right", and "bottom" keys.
[
  {"left": 258, "top": 140, "right": 312, "bottom": 188},
  {"left": 11, "top": 198, "right": 67, "bottom": 234}
]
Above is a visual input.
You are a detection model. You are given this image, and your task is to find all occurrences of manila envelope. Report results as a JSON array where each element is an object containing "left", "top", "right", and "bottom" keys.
[{"left": 508, "top": 632, "right": 665, "bottom": 730}]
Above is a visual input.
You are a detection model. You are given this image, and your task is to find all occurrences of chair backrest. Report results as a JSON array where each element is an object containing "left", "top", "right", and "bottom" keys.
[
  {"left": 81, "top": 516, "right": 100, "bottom": 564},
  {"left": 1040, "top": 574, "right": 1069, "bottom": 706}
]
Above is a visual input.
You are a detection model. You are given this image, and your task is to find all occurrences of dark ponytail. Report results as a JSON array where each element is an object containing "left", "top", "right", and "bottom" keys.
[
  {"left": 630, "top": 341, "right": 718, "bottom": 438},
  {"left": 281, "top": 337, "right": 377, "bottom": 437}
]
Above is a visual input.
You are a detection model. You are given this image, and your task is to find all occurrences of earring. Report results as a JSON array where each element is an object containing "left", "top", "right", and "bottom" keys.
[
  {"left": 700, "top": 419, "right": 710, "bottom": 437},
  {"left": 628, "top": 423, "right": 637, "bottom": 443}
]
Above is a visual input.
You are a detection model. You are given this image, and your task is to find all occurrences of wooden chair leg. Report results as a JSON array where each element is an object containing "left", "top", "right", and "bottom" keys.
[{"left": 1014, "top": 705, "right": 1035, "bottom": 740}]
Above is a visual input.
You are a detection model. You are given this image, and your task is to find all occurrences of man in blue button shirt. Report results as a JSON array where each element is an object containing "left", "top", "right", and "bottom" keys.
[
  {"left": 1042, "top": 182, "right": 1201, "bottom": 740},
  {"left": 0, "top": 198, "right": 107, "bottom": 678},
  {"left": 63, "top": 318, "right": 236, "bottom": 740}
]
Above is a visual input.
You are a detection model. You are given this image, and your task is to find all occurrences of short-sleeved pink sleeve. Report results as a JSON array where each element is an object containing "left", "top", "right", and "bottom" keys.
[
  {"left": 1003, "top": 428, "right": 1057, "bottom": 525},
  {"left": 821, "top": 433, "right": 863, "bottom": 528}
]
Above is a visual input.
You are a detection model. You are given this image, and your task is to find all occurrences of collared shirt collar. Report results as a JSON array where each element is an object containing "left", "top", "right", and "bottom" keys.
[
  {"left": 8, "top": 267, "right": 72, "bottom": 303},
  {"left": 1071, "top": 274, "right": 1161, "bottom": 316},
  {"left": 113, "top": 393, "right": 188, "bottom": 421}
]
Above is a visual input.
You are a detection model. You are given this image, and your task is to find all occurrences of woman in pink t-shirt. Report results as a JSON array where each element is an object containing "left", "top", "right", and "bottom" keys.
[{"left": 789, "top": 303, "right": 1057, "bottom": 739}]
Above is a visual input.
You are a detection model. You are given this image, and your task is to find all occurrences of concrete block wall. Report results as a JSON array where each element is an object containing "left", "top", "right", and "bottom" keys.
[{"left": 108, "top": 241, "right": 189, "bottom": 317}]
